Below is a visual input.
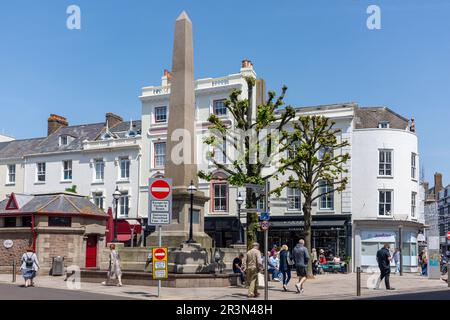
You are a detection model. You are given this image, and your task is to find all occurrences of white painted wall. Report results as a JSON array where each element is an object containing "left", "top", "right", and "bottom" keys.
[
  {"left": 23, "top": 140, "right": 142, "bottom": 218},
  {"left": 352, "top": 128, "right": 419, "bottom": 221}
]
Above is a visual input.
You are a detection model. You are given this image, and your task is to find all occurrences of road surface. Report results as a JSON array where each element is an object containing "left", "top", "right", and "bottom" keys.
[{"left": 0, "top": 282, "right": 132, "bottom": 300}]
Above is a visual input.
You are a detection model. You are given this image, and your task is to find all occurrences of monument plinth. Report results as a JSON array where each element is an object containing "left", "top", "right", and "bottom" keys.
[{"left": 147, "top": 12, "right": 212, "bottom": 268}]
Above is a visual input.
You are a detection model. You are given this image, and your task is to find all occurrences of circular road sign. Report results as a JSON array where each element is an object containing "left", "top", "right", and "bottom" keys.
[
  {"left": 447, "top": 231, "right": 450, "bottom": 240},
  {"left": 154, "top": 248, "right": 167, "bottom": 261},
  {"left": 261, "top": 221, "right": 270, "bottom": 231},
  {"left": 150, "top": 180, "right": 171, "bottom": 200}
]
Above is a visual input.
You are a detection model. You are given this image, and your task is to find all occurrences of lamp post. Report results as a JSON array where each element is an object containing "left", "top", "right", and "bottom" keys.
[
  {"left": 113, "top": 186, "right": 121, "bottom": 243},
  {"left": 187, "top": 180, "right": 197, "bottom": 244},
  {"left": 399, "top": 225, "right": 403, "bottom": 276},
  {"left": 236, "top": 192, "right": 244, "bottom": 244}
]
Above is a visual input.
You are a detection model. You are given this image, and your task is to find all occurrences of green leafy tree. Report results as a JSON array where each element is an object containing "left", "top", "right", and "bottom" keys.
[
  {"left": 65, "top": 185, "right": 77, "bottom": 194},
  {"left": 274, "top": 115, "right": 350, "bottom": 276},
  {"left": 199, "top": 77, "right": 295, "bottom": 249}
]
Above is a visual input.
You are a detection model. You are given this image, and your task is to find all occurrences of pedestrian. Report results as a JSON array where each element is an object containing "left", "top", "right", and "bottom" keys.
[
  {"left": 245, "top": 242, "right": 263, "bottom": 298},
  {"left": 270, "top": 245, "right": 278, "bottom": 257},
  {"left": 233, "top": 253, "right": 246, "bottom": 286},
  {"left": 393, "top": 248, "right": 401, "bottom": 275},
  {"left": 268, "top": 252, "right": 282, "bottom": 281},
  {"left": 375, "top": 243, "right": 395, "bottom": 290},
  {"left": 311, "top": 248, "right": 318, "bottom": 276},
  {"left": 418, "top": 251, "right": 423, "bottom": 275},
  {"left": 144, "top": 251, "right": 152, "bottom": 271},
  {"left": 20, "top": 246, "right": 40, "bottom": 288},
  {"left": 421, "top": 250, "right": 428, "bottom": 276},
  {"left": 279, "top": 244, "right": 293, "bottom": 291},
  {"left": 318, "top": 249, "right": 327, "bottom": 274},
  {"left": 293, "top": 239, "right": 310, "bottom": 294},
  {"left": 102, "top": 244, "right": 123, "bottom": 287}
]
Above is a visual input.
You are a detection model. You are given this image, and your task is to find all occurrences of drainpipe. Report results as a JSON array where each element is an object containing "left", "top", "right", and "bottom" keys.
[
  {"left": 136, "top": 152, "right": 144, "bottom": 247},
  {"left": 31, "top": 213, "right": 36, "bottom": 252}
]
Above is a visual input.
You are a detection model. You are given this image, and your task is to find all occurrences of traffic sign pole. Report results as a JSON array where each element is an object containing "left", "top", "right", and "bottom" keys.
[
  {"left": 158, "top": 225, "right": 162, "bottom": 298},
  {"left": 264, "top": 179, "right": 269, "bottom": 301}
]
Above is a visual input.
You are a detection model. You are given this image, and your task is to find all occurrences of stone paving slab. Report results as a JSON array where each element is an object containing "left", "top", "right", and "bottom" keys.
[{"left": 0, "top": 273, "right": 447, "bottom": 300}]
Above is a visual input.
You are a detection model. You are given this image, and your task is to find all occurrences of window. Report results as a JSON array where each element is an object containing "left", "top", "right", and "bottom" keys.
[
  {"left": 257, "top": 198, "right": 265, "bottom": 211},
  {"left": 379, "top": 190, "right": 393, "bottom": 216},
  {"left": 213, "top": 183, "right": 228, "bottom": 212},
  {"left": 4, "top": 217, "right": 17, "bottom": 228},
  {"left": 37, "top": 163, "right": 46, "bottom": 182},
  {"left": 119, "top": 192, "right": 129, "bottom": 217},
  {"left": 94, "top": 159, "right": 105, "bottom": 181},
  {"left": 319, "top": 180, "right": 334, "bottom": 210},
  {"left": 411, "top": 153, "right": 417, "bottom": 179},
  {"left": 154, "top": 143, "right": 166, "bottom": 167},
  {"left": 288, "top": 142, "right": 300, "bottom": 158},
  {"left": 119, "top": 158, "right": 130, "bottom": 180},
  {"left": 60, "top": 136, "right": 68, "bottom": 146},
  {"left": 213, "top": 99, "right": 227, "bottom": 116},
  {"left": 213, "top": 138, "right": 227, "bottom": 164},
  {"left": 7, "top": 164, "right": 16, "bottom": 184},
  {"left": 378, "top": 121, "right": 390, "bottom": 128},
  {"left": 411, "top": 192, "right": 417, "bottom": 217},
  {"left": 93, "top": 192, "right": 104, "bottom": 210},
  {"left": 155, "top": 106, "right": 167, "bottom": 123},
  {"left": 48, "top": 216, "right": 72, "bottom": 227},
  {"left": 63, "top": 160, "right": 72, "bottom": 181},
  {"left": 287, "top": 188, "right": 301, "bottom": 211},
  {"left": 22, "top": 216, "right": 32, "bottom": 227},
  {"left": 318, "top": 147, "right": 332, "bottom": 160},
  {"left": 379, "top": 150, "right": 392, "bottom": 176}
]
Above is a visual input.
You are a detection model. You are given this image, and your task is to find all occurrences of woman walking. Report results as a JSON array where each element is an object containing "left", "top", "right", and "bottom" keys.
[
  {"left": 102, "top": 244, "right": 123, "bottom": 287},
  {"left": 20, "top": 246, "right": 40, "bottom": 288},
  {"left": 311, "top": 248, "right": 318, "bottom": 276},
  {"left": 279, "top": 245, "right": 293, "bottom": 291}
]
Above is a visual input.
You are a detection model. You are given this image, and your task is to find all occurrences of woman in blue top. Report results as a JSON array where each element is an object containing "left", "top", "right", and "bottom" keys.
[{"left": 279, "top": 245, "right": 293, "bottom": 291}]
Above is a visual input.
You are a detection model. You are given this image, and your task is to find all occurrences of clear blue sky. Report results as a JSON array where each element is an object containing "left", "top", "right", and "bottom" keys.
[{"left": 0, "top": 0, "right": 449, "bottom": 184}]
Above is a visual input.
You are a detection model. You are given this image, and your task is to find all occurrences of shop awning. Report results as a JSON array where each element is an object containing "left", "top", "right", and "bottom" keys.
[{"left": 117, "top": 219, "right": 142, "bottom": 235}]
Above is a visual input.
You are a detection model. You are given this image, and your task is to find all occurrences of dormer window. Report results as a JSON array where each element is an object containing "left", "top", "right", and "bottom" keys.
[
  {"left": 378, "top": 121, "right": 390, "bottom": 129},
  {"left": 59, "top": 135, "right": 74, "bottom": 146},
  {"left": 101, "top": 132, "right": 114, "bottom": 140}
]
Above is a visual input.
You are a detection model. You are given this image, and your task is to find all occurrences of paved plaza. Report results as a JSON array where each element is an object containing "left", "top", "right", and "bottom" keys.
[{"left": 0, "top": 273, "right": 447, "bottom": 300}]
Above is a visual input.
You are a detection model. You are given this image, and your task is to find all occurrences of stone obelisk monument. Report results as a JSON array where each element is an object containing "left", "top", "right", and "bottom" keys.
[{"left": 148, "top": 12, "right": 212, "bottom": 272}]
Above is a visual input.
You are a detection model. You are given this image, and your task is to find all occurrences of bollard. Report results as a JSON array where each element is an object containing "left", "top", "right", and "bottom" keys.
[
  {"left": 356, "top": 267, "right": 361, "bottom": 296},
  {"left": 12, "top": 260, "right": 16, "bottom": 283}
]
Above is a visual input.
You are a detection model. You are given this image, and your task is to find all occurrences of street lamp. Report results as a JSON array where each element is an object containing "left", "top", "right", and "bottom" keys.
[
  {"left": 187, "top": 180, "right": 197, "bottom": 244},
  {"left": 112, "top": 186, "right": 121, "bottom": 243},
  {"left": 236, "top": 192, "right": 244, "bottom": 244}
]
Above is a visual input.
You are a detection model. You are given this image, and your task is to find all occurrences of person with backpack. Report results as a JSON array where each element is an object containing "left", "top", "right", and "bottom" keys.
[
  {"left": 20, "top": 246, "right": 40, "bottom": 288},
  {"left": 293, "top": 239, "right": 310, "bottom": 294}
]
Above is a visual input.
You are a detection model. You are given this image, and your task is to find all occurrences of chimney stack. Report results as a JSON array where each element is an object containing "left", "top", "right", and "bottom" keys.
[
  {"left": 434, "top": 172, "right": 443, "bottom": 200},
  {"left": 241, "top": 59, "right": 253, "bottom": 69},
  {"left": 105, "top": 113, "right": 123, "bottom": 128},
  {"left": 48, "top": 114, "right": 68, "bottom": 136}
]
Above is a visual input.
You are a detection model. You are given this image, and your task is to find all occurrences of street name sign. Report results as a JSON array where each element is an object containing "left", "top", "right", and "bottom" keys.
[
  {"left": 149, "top": 178, "right": 172, "bottom": 226},
  {"left": 152, "top": 247, "right": 168, "bottom": 280}
]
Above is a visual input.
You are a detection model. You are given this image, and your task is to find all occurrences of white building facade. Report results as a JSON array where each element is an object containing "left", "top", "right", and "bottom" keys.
[{"left": 138, "top": 61, "right": 423, "bottom": 271}]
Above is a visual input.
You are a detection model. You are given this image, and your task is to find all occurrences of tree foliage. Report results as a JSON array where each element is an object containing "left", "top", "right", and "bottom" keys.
[
  {"left": 199, "top": 77, "right": 295, "bottom": 249},
  {"left": 274, "top": 115, "right": 350, "bottom": 276}
]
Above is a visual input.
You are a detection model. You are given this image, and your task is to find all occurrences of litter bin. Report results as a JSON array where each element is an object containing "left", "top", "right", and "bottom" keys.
[{"left": 51, "top": 256, "right": 64, "bottom": 276}]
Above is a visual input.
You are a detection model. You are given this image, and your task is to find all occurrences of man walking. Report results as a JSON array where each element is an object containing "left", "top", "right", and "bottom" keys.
[
  {"left": 293, "top": 239, "right": 309, "bottom": 294},
  {"left": 245, "top": 243, "right": 263, "bottom": 298},
  {"left": 375, "top": 243, "right": 395, "bottom": 290}
]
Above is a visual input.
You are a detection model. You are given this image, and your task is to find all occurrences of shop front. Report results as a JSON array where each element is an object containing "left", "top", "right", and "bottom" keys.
[
  {"left": 353, "top": 219, "right": 424, "bottom": 273},
  {"left": 205, "top": 217, "right": 241, "bottom": 248},
  {"left": 258, "top": 215, "right": 352, "bottom": 259}
]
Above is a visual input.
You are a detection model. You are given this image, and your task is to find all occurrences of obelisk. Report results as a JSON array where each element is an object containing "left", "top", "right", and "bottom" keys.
[{"left": 148, "top": 12, "right": 212, "bottom": 261}]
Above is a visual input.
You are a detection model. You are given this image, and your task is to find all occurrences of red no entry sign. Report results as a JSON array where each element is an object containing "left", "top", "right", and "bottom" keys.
[
  {"left": 154, "top": 248, "right": 166, "bottom": 261},
  {"left": 150, "top": 180, "right": 171, "bottom": 200},
  {"left": 447, "top": 231, "right": 450, "bottom": 240}
]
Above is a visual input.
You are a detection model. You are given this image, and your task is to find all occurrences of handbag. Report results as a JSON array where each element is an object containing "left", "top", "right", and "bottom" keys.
[{"left": 287, "top": 252, "right": 295, "bottom": 266}]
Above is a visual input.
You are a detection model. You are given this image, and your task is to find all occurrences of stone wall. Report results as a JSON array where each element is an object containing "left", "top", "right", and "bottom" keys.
[{"left": 0, "top": 229, "right": 33, "bottom": 272}]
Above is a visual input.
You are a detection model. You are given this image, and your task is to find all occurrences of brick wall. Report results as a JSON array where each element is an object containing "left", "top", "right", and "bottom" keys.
[{"left": 0, "top": 230, "right": 33, "bottom": 270}]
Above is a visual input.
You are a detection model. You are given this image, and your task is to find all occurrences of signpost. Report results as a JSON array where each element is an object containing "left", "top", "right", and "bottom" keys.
[
  {"left": 447, "top": 231, "right": 450, "bottom": 240},
  {"left": 148, "top": 178, "right": 172, "bottom": 298}
]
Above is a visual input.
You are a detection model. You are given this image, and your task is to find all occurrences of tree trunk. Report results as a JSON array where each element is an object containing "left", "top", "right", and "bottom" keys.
[
  {"left": 303, "top": 201, "right": 313, "bottom": 278},
  {"left": 246, "top": 188, "right": 259, "bottom": 250}
]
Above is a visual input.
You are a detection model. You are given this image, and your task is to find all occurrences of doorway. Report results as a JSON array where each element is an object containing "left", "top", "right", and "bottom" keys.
[{"left": 86, "top": 235, "right": 98, "bottom": 268}]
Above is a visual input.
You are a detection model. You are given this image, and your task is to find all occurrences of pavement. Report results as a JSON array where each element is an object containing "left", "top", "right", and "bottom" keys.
[{"left": 0, "top": 272, "right": 448, "bottom": 300}]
